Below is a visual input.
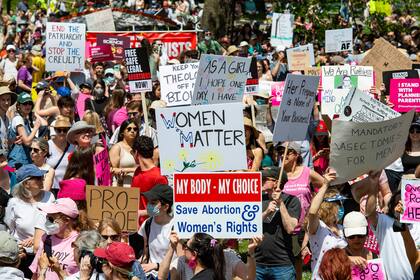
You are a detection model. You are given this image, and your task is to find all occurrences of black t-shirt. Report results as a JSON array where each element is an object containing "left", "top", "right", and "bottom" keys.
[
  {"left": 191, "top": 268, "right": 216, "bottom": 280},
  {"left": 255, "top": 193, "right": 301, "bottom": 266},
  {"left": 84, "top": 97, "right": 109, "bottom": 116}
]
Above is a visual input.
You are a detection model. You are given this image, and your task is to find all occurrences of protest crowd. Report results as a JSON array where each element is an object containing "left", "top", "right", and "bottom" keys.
[{"left": 0, "top": 0, "right": 419, "bottom": 280}]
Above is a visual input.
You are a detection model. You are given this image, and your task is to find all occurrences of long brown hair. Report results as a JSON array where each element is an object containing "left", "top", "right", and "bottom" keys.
[
  {"left": 16, "top": 53, "right": 31, "bottom": 70},
  {"left": 104, "top": 89, "right": 125, "bottom": 119},
  {"left": 63, "top": 147, "right": 95, "bottom": 185}
]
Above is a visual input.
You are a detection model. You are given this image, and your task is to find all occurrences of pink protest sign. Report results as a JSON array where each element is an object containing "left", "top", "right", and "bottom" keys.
[
  {"left": 271, "top": 81, "right": 285, "bottom": 106},
  {"left": 364, "top": 224, "right": 379, "bottom": 255},
  {"left": 90, "top": 45, "right": 114, "bottom": 63},
  {"left": 351, "top": 259, "right": 385, "bottom": 280},
  {"left": 389, "top": 78, "right": 420, "bottom": 112},
  {"left": 76, "top": 93, "right": 90, "bottom": 119},
  {"left": 401, "top": 178, "right": 420, "bottom": 223},
  {"left": 93, "top": 148, "right": 112, "bottom": 186}
]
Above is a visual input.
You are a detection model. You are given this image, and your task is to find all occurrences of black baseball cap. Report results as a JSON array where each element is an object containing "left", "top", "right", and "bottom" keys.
[
  {"left": 143, "top": 184, "right": 173, "bottom": 204},
  {"left": 261, "top": 166, "right": 288, "bottom": 185}
]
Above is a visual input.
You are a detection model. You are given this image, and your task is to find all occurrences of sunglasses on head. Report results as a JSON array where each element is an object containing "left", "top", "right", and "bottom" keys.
[
  {"left": 101, "top": 234, "right": 120, "bottom": 241},
  {"left": 126, "top": 126, "right": 138, "bottom": 132},
  {"left": 347, "top": 234, "right": 367, "bottom": 240},
  {"left": 409, "top": 127, "right": 420, "bottom": 134},
  {"left": 55, "top": 128, "right": 69, "bottom": 134}
]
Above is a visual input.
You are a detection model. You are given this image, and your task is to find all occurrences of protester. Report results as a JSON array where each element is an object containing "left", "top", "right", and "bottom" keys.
[
  {"left": 0, "top": 231, "right": 26, "bottom": 280},
  {"left": 0, "top": 45, "right": 18, "bottom": 82},
  {"left": 402, "top": 119, "right": 420, "bottom": 174},
  {"left": 318, "top": 248, "right": 352, "bottom": 280},
  {"left": 66, "top": 121, "right": 96, "bottom": 150},
  {"left": 63, "top": 147, "right": 95, "bottom": 185},
  {"left": 244, "top": 117, "right": 264, "bottom": 171},
  {"left": 0, "top": 86, "right": 17, "bottom": 152},
  {"left": 109, "top": 119, "right": 139, "bottom": 187},
  {"left": 30, "top": 198, "right": 80, "bottom": 280},
  {"left": 4, "top": 164, "right": 54, "bottom": 277},
  {"left": 16, "top": 53, "right": 32, "bottom": 94},
  {"left": 30, "top": 138, "right": 55, "bottom": 191},
  {"left": 98, "top": 217, "right": 123, "bottom": 244}
]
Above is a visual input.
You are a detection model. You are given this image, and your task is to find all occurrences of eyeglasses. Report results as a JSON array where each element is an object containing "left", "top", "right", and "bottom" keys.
[
  {"left": 128, "top": 112, "right": 139, "bottom": 117},
  {"left": 347, "top": 234, "right": 367, "bottom": 240},
  {"left": 410, "top": 127, "right": 420, "bottom": 134},
  {"left": 126, "top": 127, "right": 138, "bottom": 132},
  {"left": 30, "top": 147, "right": 41, "bottom": 153},
  {"left": 22, "top": 102, "right": 33, "bottom": 106},
  {"left": 101, "top": 234, "right": 120, "bottom": 242},
  {"left": 8, "top": 50, "right": 15, "bottom": 53},
  {"left": 55, "top": 128, "right": 70, "bottom": 134}
]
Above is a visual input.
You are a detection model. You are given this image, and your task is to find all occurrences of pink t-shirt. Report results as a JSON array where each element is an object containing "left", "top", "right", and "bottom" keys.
[
  {"left": 283, "top": 166, "right": 312, "bottom": 233},
  {"left": 112, "top": 107, "right": 128, "bottom": 128},
  {"left": 76, "top": 93, "right": 91, "bottom": 119},
  {"left": 30, "top": 231, "right": 79, "bottom": 280}
]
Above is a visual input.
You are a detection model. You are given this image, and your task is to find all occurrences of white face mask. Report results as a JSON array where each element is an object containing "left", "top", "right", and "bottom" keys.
[{"left": 45, "top": 220, "right": 60, "bottom": 235}]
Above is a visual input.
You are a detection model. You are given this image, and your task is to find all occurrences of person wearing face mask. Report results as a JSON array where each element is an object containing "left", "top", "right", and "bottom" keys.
[
  {"left": 85, "top": 79, "right": 108, "bottom": 117},
  {"left": 4, "top": 164, "right": 54, "bottom": 278},
  {"left": 29, "top": 198, "right": 80, "bottom": 280},
  {"left": 138, "top": 184, "right": 174, "bottom": 279},
  {"left": 197, "top": 30, "right": 225, "bottom": 55},
  {"left": 307, "top": 169, "right": 347, "bottom": 280}
]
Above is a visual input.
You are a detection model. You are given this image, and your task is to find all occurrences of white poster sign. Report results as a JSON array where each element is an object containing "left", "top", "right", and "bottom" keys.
[
  {"left": 156, "top": 103, "right": 247, "bottom": 175},
  {"left": 159, "top": 63, "right": 199, "bottom": 107},
  {"left": 321, "top": 65, "right": 374, "bottom": 117},
  {"left": 174, "top": 172, "right": 262, "bottom": 239},
  {"left": 340, "top": 88, "right": 400, "bottom": 122},
  {"left": 46, "top": 22, "right": 86, "bottom": 72},
  {"left": 271, "top": 13, "right": 294, "bottom": 48},
  {"left": 286, "top": 44, "right": 315, "bottom": 66},
  {"left": 330, "top": 111, "right": 414, "bottom": 185},
  {"left": 85, "top": 9, "right": 115, "bottom": 32},
  {"left": 192, "top": 55, "right": 251, "bottom": 105},
  {"left": 325, "top": 28, "right": 353, "bottom": 53},
  {"left": 273, "top": 75, "right": 319, "bottom": 142}
]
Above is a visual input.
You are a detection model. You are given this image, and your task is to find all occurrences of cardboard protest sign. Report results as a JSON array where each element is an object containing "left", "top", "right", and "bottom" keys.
[
  {"left": 382, "top": 69, "right": 419, "bottom": 95},
  {"left": 351, "top": 259, "right": 386, "bottom": 280},
  {"left": 325, "top": 28, "right": 353, "bottom": 53},
  {"left": 330, "top": 111, "right": 414, "bottom": 185},
  {"left": 287, "top": 51, "right": 311, "bottom": 71},
  {"left": 85, "top": 8, "right": 115, "bottom": 32},
  {"left": 174, "top": 172, "right": 262, "bottom": 238},
  {"left": 305, "top": 67, "right": 321, "bottom": 76},
  {"left": 156, "top": 103, "right": 247, "bottom": 175},
  {"left": 321, "top": 65, "right": 374, "bottom": 117},
  {"left": 124, "top": 48, "right": 152, "bottom": 93},
  {"left": 93, "top": 148, "right": 112, "bottom": 186},
  {"left": 90, "top": 45, "right": 114, "bottom": 63},
  {"left": 340, "top": 88, "right": 400, "bottom": 122},
  {"left": 245, "top": 57, "right": 259, "bottom": 95},
  {"left": 46, "top": 22, "right": 85, "bottom": 72},
  {"left": 192, "top": 55, "right": 251, "bottom": 105},
  {"left": 271, "top": 81, "right": 285, "bottom": 106},
  {"left": 96, "top": 34, "right": 130, "bottom": 60},
  {"left": 271, "top": 13, "right": 294, "bottom": 48},
  {"left": 390, "top": 78, "right": 420, "bottom": 112},
  {"left": 401, "top": 178, "right": 420, "bottom": 223},
  {"left": 273, "top": 75, "right": 319, "bottom": 142},
  {"left": 86, "top": 186, "right": 139, "bottom": 231},
  {"left": 361, "top": 37, "right": 412, "bottom": 85},
  {"left": 159, "top": 63, "right": 199, "bottom": 107},
  {"left": 286, "top": 44, "right": 315, "bottom": 66}
]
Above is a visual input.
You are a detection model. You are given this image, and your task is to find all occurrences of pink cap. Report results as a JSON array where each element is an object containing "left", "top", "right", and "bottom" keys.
[
  {"left": 38, "top": 198, "right": 79, "bottom": 218},
  {"left": 58, "top": 178, "right": 86, "bottom": 201}
]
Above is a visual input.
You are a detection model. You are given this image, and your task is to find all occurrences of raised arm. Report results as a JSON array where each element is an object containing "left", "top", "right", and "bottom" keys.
[
  {"left": 365, "top": 171, "right": 381, "bottom": 229},
  {"left": 307, "top": 169, "right": 336, "bottom": 235}
]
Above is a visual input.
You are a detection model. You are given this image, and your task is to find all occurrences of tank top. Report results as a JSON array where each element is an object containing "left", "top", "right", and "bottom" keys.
[
  {"left": 401, "top": 152, "right": 420, "bottom": 174},
  {"left": 113, "top": 142, "right": 136, "bottom": 187},
  {"left": 283, "top": 166, "right": 312, "bottom": 233}
]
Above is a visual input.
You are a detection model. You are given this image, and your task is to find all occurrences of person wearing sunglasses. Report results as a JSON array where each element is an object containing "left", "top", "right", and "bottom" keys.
[
  {"left": 0, "top": 45, "right": 18, "bottom": 82},
  {"left": 46, "top": 116, "right": 74, "bottom": 194},
  {"left": 402, "top": 119, "right": 420, "bottom": 175},
  {"left": 30, "top": 138, "right": 55, "bottom": 191},
  {"left": 30, "top": 198, "right": 80, "bottom": 280},
  {"left": 343, "top": 211, "right": 377, "bottom": 269},
  {"left": 66, "top": 121, "right": 96, "bottom": 151},
  {"left": 109, "top": 119, "right": 139, "bottom": 187},
  {"left": 8, "top": 92, "right": 44, "bottom": 168},
  {"left": 4, "top": 164, "right": 54, "bottom": 278},
  {"left": 98, "top": 217, "right": 123, "bottom": 245}
]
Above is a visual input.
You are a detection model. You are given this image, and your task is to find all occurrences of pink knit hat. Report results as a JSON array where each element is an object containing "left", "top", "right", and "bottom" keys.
[{"left": 58, "top": 178, "right": 87, "bottom": 201}]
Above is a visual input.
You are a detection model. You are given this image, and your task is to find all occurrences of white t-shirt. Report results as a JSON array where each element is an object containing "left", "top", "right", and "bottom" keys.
[
  {"left": 138, "top": 218, "right": 175, "bottom": 264},
  {"left": 175, "top": 249, "right": 241, "bottom": 280},
  {"left": 373, "top": 213, "right": 413, "bottom": 280},
  {"left": 0, "top": 58, "right": 18, "bottom": 81},
  {"left": 47, "top": 140, "right": 74, "bottom": 189},
  {"left": 4, "top": 192, "right": 55, "bottom": 251},
  {"left": 11, "top": 115, "right": 25, "bottom": 132},
  {"left": 309, "top": 220, "right": 347, "bottom": 280},
  {"left": 0, "top": 115, "right": 9, "bottom": 150}
]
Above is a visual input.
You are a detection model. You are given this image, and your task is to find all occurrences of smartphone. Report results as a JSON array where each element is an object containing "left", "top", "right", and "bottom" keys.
[{"left": 44, "top": 236, "right": 52, "bottom": 258}]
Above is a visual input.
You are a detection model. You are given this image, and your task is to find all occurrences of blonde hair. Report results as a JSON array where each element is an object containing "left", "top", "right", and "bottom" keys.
[
  {"left": 98, "top": 217, "right": 122, "bottom": 235},
  {"left": 82, "top": 110, "right": 104, "bottom": 134},
  {"left": 318, "top": 188, "right": 340, "bottom": 226}
]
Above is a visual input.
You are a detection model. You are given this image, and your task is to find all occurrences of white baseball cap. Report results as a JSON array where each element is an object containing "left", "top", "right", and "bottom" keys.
[
  {"left": 343, "top": 211, "right": 368, "bottom": 237},
  {"left": 6, "top": 45, "right": 16, "bottom": 51}
]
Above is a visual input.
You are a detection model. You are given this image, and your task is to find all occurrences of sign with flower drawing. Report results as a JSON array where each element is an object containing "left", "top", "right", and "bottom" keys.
[{"left": 156, "top": 103, "right": 247, "bottom": 175}]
